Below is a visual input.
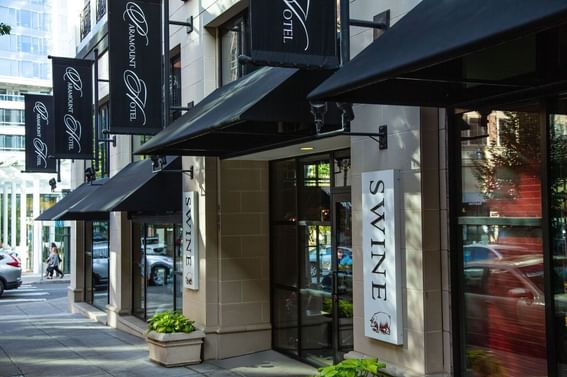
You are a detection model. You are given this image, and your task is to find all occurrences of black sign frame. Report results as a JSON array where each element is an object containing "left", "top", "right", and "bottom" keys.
[
  {"left": 108, "top": 0, "right": 163, "bottom": 135},
  {"left": 24, "top": 95, "right": 57, "bottom": 173},
  {"left": 249, "top": 0, "right": 339, "bottom": 69},
  {"left": 51, "top": 57, "right": 94, "bottom": 160}
]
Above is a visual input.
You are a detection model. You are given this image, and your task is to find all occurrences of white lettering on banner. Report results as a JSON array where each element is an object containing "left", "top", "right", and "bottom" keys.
[
  {"left": 63, "top": 67, "right": 83, "bottom": 97},
  {"left": 123, "top": 2, "right": 149, "bottom": 46},
  {"left": 33, "top": 138, "right": 48, "bottom": 168},
  {"left": 122, "top": 2, "right": 149, "bottom": 125},
  {"left": 64, "top": 114, "right": 82, "bottom": 152},
  {"left": 362, "top": 170, "right": 403, "bottom": 345},
  {"left": 124, "top": 70, "right": 147, "bottom": 125},
  {"left": 282, "top": 0, "right": 310, "bottom": 50},
  {"left": 33, "top": 101, "right": 48, "bottom": 137},
  {"left": 183, "top": 191, "right": 199, "bottom": 290}
]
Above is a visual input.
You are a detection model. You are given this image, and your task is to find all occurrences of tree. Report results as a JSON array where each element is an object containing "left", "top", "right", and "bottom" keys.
[{"left": 0, "top": 22, "right": 10, "bottom": 35}]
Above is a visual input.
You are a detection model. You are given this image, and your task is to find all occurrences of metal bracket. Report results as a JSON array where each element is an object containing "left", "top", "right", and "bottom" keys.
[
  {"left": 349, "top": 19, "right": 388, "bottom": 29},
  {"left": 169, "top": 16, "right": 193, "bottom": 34},
  {"left": 343, "top": 125, "right": 388, "bottom": 150},
  {"left": 98, "top": 133, "right": 116, "bottom": 147},
  {"left": 157, "top": 166, "right": 194, "bottom": 179}
]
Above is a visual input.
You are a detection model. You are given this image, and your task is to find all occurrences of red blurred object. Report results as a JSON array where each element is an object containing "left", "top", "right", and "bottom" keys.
[{"left": 7, "top": 254, "right": 20, "bottom": 268}]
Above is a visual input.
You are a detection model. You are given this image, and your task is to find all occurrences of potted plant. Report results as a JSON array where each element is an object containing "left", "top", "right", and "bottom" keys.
[
  {"left": 314, "top": 358, "right": 386, "bottom": 377},
  {"left": 145, "top": 310, "right": 205, "bottom": 367}
]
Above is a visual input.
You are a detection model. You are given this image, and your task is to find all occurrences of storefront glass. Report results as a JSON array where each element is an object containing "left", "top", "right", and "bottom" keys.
[
  {"left": 550, "top": 98, "right": 567, "bottom": 375},
  {"left": 458, "top": 109, "right": 547, "bottom": 376},
  {"left": 132, "top": 222, "right": 182, "bottom": 321},
  {"left": 271, "top": 150, "right": 352, "bottom": 366}
]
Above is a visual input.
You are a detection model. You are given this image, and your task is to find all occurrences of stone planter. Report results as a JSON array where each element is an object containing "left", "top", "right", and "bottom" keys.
[{"left": 146, "top": 330, "right": 205, "bottom": 367}]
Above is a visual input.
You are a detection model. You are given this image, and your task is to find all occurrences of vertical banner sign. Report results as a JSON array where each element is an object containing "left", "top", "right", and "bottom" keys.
[
  {"left": 51, "top": 57, "right": 94, "bottom": 160},
  {"left": 24, "top": 95, "right": 56, "bottom": 173},
  {"left": 183, "top": 191, "right": 199, "bottom": 290},
  {"left": 249, "top": 0, "right": 339, "bottom": 68},
  {"left": 108, "top": 0, "right": 162, "bottom": 135},
  {"left": 362, "top": 170, "right": 403, "bottom": 345}
]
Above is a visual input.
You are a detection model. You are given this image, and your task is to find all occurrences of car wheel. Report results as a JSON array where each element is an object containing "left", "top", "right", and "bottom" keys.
[
  {"left": 150, "top": 267, "right": 164, "bottom": 286},
  {"left": 310, "top": 263, "right": 318, "bottom": 278},
  {"left": 0, "top": 280, "right": 4, "bottom": 297}
]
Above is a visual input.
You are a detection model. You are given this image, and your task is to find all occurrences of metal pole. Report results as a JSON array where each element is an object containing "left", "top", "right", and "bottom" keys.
[
  {"left": 340, "top": 0, "right": 350, "bottom": 65},
  {"left": 93, "top": 48, "right": 100, "bottom": 173},
  {"left": 163, "top": 0, "right": 170, "bottom": 129}
]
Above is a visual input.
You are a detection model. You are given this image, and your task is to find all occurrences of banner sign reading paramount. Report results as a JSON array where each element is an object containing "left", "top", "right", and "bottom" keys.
[
  {"left": 249, "top": 0, "right": 339, "bottom": 69},
  {"left": 51, "top": 57, "right": 94, "bottom": 160},
  {"left": 24, "top": 95, "right": 56, "bottom": 173},
  {"left": 362, "top": 170, "right": 403, "bottom": 345},
  {"left": 183, "top": 191, "right": 199, "bottom": 290},
  {"left": 108, "top": 0, "right": 162, "bottom": 135}
]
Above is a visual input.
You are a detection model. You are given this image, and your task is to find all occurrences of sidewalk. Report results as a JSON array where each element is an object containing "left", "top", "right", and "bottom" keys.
[
  {"left": 21, "top": 271, "right": 70, "bottom": 285},
  {"left": 1, "top": 274, "right": 318, "bottom": 377}
]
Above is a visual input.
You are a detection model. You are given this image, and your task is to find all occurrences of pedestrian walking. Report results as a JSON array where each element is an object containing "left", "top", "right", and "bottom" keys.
[{"left": 45, "top": 243, "right": 64, "bottom": 279}]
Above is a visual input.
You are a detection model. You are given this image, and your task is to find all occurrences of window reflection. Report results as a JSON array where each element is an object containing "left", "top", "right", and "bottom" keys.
[{"left": 459, "top": 109, "right": 547, "bottom": 376}]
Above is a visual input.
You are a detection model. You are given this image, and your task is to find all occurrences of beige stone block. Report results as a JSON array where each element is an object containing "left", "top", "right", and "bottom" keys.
[
  {"left": 405, "top": 287, "right": 424, "bottom": 333},
  {"left": 423, "top": 250, "right": 442, "bottom": 291},
  {"left": 424, "top": 290, "right": 443, "bottom": 333},
  {"left": 220, "top": 281, "right": 242, "bottom": 304},
  {"left": 220, "top": 303, "right": 264, "bottom": 327},
  {"left": 240, "top": 236, "right": 268, "bottom": 257},
  {"left": 400, "top": 169, "right": 421, "bottom": 195},
  {"left": 404, "top": 209, "right": 423, "bottom": 253},
  {"left": 220, "top": 191, "right": 241, "bottom": 213},
  {"left": 442, "top": 290, "right": 451, "bottom": 333},
  {"left": 443, "top": 331, "right": 453, "bottom": 375},
  {"left": 221, "top": 236, "right": 242, "bottom": 258},
  {"left": 353, "top": 279, "right": 363, "bottom": 319},
  {"left": 261, "top": 303, "right": 271, "bottom": 322},
  {"left": 440, "top": 209, "right": 449, "bottom": 251},
  {"left": 221, "top": 258, "right": 262, "bottom": 281},
  {"left": 420, "top": 136, "right": 440, "bottom": 173},
  {"left": 222, "top": 168, "right": 263, "bottom": 191},
  {"left": 241, "top": 191, "right": 268, "bottom": 212},
  {"left": 424, "top": 331, "right": 444, "bottom": 374},
  {"left": 405, "top": 248, "right": 423, "bottom": 290},
  {"left": 420, "top": 107, "right": 440, "bottom": 133},
  {"left": 242, "top": 280, "right": 269, "bottom": 302},
  {"left": 422, "top": 210, "right": 441, "bottom": 251},
  {"left": 206, "top": 303, "right": 219, "bottom": 327},
  {"left": 421, "top": 169, "right": 440, "bottom": 211},
  {"left": 221, "top": 213, "right": 263, "bottom": 235},
  {"left": 216, "top": 329, "right": 271, "bottom": 359},
  {"left": 441, "top": 248, "right": 450, "bottom": 292},
  {"left": 259, "top": 257, "right": 269, "bottom": 279}
]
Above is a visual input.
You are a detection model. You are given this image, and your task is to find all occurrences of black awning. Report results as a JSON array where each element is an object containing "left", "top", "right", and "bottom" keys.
[
  {"left": 309, "top": 0, "right": 567, "bottom": 107},
  {"left": 55, "top": 157, "right": 181, "bottom": 220},
  {"left": 135, "top": 67, "right": 340, "bottom": 158},
  {"left": 35, "top": 179, "right": 108, "bottom": 221}
]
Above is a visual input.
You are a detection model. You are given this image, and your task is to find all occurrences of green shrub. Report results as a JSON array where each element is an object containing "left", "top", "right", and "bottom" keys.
[
  {"left": 314, "top": 358, "right": 386, "bottom": 377},
  {"left": 147, "top": 311, "right": 195, "bottom": 334},
  {"left": 467, "top": 349, "right": 506, "bottom": 377},
  {"left": 322, "top": 298, "right": 354, "bottom": 318}
]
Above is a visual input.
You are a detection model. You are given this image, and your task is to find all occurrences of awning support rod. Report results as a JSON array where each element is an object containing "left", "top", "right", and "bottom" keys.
[{"left": 349, "top": 19, "right": 388, "bottom": 29}]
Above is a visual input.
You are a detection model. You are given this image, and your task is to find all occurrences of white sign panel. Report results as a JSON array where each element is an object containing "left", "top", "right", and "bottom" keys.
[
  {"left": 362, "top": 170, "right": 403, "bottom": 345},
  {"left": 183, "top": 191, "right": 199, "bottom": 290}
]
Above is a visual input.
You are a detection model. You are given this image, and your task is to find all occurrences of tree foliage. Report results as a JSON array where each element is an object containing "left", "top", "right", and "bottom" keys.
[{"left": 0, "top": 22, "right": 10, "bottom": 35}]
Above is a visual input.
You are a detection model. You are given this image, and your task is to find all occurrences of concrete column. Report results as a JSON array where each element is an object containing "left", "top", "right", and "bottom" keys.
[
  {"left": 10, "top": 182, "right": 16, "bottom": 248},
  {"left": 19, "top": 182, "right": 27, "bottom": 270},
  {"left": 32, "top": 180, "right": 41, "bottom": 274},
  {"left": 107, "top": 212, "right": 132, "bottom": 328},
  {"left": 3, "top": 184, "right": 8, "bottom": 247},
  {"left": 68, "top": 221, "right": 85, "bottom": 304}
]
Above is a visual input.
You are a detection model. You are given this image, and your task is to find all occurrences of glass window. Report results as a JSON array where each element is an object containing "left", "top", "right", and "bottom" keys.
[
  {"left": 18, "top": 9, "right": 31, "bottom": 28},
  {"left": 457, "top": 108, "right": 547, "bottom": 376},
  {"left": 133, "top": 222, "right": 182, "bottom": 321},
  {"left": 219, "top": 13, "right": 254, "bottom": 85},
  {"left": 92, "top": 221, "right": 109, "bottom": 310},
  {"left": 169, "top": 52, "right": 182, "bottom": 121}
]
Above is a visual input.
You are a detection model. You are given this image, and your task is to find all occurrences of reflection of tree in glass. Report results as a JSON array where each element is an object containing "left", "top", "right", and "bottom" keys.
[{"left": 473, "top": 111, "right": 541, "bottom": 199}]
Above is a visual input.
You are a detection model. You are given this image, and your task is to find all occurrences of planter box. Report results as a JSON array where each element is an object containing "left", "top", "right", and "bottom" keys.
[{"left": 146, "top": 330, "right": 205, "bottom": 367}]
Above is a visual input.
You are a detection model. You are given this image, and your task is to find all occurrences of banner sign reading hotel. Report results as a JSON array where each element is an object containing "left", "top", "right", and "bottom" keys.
[
  {"left": 51, "top": 57, "right": 94, "bottom": 160},
  {"left": 108, "top": 0, "right": 163, "bottom": 135},
  {"left": 183, "top": 191, "right": 199, "bottom": 290},
  {"left": 249, "top": 0, "right": 339, "bottom": 69},
  {"left": 24, "top": 95, "right": 56, "bottom": 173},
  {"left": 362, "top": 170, "right": 403, "bottom": 345}
]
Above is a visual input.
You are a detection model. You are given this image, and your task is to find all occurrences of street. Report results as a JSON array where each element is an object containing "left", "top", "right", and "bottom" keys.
[{"left": 0, "top": 282, "right": 67, "bottom": 305}]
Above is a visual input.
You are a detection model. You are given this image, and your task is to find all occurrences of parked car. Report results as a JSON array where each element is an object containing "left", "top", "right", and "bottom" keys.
[
  {"left": 308, "top": 246, "right": 352, "bottom": 277},
  {"left": 143, "top": 248, "right": 174, "bottom": 286},
  {"left": 463, "top": 243, "right": 535, "bottom": 263},
  {"left": 0, "top": 251, "right": 22, "bottom": 296},
  {"left": 464, "top": 255, "right": 566, "bottom": 358},
  {"left": 92, "top": 241, "right": 109, "bottom": 290}
]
